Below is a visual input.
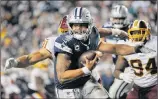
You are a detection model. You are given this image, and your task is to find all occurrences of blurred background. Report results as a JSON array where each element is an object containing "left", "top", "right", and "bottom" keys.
[{"left": 1, "top": 1, "right": 157, "bottom": 99}]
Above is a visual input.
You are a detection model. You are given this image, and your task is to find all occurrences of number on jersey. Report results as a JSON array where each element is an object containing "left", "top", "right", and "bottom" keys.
[
  {"left": 42, "top": 39, "right": 48, "bottom": 48},
  {"left": 130, "top": 58, "right": 157, "bottom": 77}
]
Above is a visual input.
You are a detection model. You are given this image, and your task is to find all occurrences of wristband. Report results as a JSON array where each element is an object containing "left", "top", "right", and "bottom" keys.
[{"left": 82, "top": 67, "right": 91, "bottom": 74}]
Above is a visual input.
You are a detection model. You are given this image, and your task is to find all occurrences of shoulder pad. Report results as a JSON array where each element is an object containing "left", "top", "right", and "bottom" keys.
[
  {"left": 54, "top": 33, "right": 73, "bottom": 54},
  {"left": 143, "top": 35, "right": 157, "bottom": 53},
  {"left": 56, "top": 33, "right": 73, "bottom": 42}
]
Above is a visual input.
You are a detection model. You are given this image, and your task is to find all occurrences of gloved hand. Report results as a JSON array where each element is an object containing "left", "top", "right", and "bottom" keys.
[
  {"left": 4, "top": 58, "right": 18, "bottom": 71},
  {"left": 119, "top": 70, "right": 135, "bottom": 83},
  {"left": 111, "top": 29, "right": 128, "bottom": 39}
]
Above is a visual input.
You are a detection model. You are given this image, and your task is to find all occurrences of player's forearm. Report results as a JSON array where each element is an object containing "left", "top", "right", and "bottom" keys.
[
  {"left": 97, "top": 42, "right": 135, "bottom": 55},
  {"left": 16, "top": 52, "right": 49, "bottom": 68},
  {"left": 115, "top": 44, "right": 135, "bottom": 55},
  {"left": 16, "top": 55, "right": 31, "bottom": 68},
  {"left": 98, "top": 28, "right": 112, "bottom": 37},
  {"left": 113, "top": 69, "right": 122, "bottom": 79},
  {"left": 59, "top": 68, "right": 85, "bottom": 83},
  {"left": 16, "top": 54, "right": 39, "bottom": 68}
]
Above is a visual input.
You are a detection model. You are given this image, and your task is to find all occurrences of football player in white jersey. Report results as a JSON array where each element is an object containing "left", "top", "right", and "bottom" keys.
[
  {"left": 4, "top": 7, "right": 142, "bottom": 98},
  {"left": 114, "top": 20, "right": 157, "bottom": 99}
]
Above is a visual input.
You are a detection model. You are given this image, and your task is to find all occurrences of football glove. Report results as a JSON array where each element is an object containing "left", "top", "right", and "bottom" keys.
[
  {"left": 111, "top": 29, "right": 128, "bottom": 39},
  {"left": 4, "top": 58, "right": 18, "bottom": 71}
]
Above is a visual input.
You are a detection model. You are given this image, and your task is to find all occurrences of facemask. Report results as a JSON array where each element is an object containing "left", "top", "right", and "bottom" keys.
[
  {"left": 73, "top": 33, "right": 89, "bottom": 41},
  {"left": 112, "top": 18, "right": 128, "bottom": 29}
]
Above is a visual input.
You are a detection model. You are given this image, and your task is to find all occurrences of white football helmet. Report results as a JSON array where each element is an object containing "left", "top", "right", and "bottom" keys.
[
  {"left": 67, "top": 7, "right": 93, "bottom": 41},
  {"left": 110, "top": 5, "right": 129, "bottom": 29}
]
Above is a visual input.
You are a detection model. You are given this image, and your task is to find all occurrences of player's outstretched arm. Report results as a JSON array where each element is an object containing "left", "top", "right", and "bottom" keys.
[
  {"left": 97, "top": 40, "right": 135, "bottom": 55},
  {"left": 4, "top": 48, "right": 52, "bottom": 70},
  {"left": 97, "top": 40, "right": 141, "bottom": 55}
]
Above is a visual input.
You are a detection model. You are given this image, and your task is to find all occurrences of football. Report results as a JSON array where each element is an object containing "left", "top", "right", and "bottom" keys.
[{"left": 78, "top": 50, "right": 97, "bottom": 67}]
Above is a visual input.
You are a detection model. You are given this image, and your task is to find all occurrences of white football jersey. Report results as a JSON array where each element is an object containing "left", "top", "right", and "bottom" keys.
[
  {"left": 123, "top": 36, "right": 157, "bottom": 87},
  {"left": 42, "top": 35, "right": 58, "bottom": 55},
  {"left": 142, "top": 35, "right": 157, "bottom": 53}
]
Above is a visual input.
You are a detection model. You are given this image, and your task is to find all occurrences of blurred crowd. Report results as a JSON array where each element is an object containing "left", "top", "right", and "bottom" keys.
[{"left": 1, "top": 1, "right": 157, "bottom": 99}]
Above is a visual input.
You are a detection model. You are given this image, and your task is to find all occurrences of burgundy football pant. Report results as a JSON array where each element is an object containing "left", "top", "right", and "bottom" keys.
[{"left": 127, "top": 84, "right": 157, "bottom": 99}]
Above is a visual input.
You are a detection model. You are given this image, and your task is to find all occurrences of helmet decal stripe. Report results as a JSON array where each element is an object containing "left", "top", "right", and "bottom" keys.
[
  {"left": 79, "top": 7, "right": 82, "bottom": 19},
  {"left": 74, "top": 8, "right": 78, "bottom": 19},
  {"left": 117, "top": 6, "right": 120, "bottom": 13},
  {"left": 76, "top": 7, "right": 81, "bottom": 19},
  {"left": 137, "top": 20, "right": 140, "bottom": 28},
  {"left": 119, "top": 6, "right": 122, "bottom": 13}
]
